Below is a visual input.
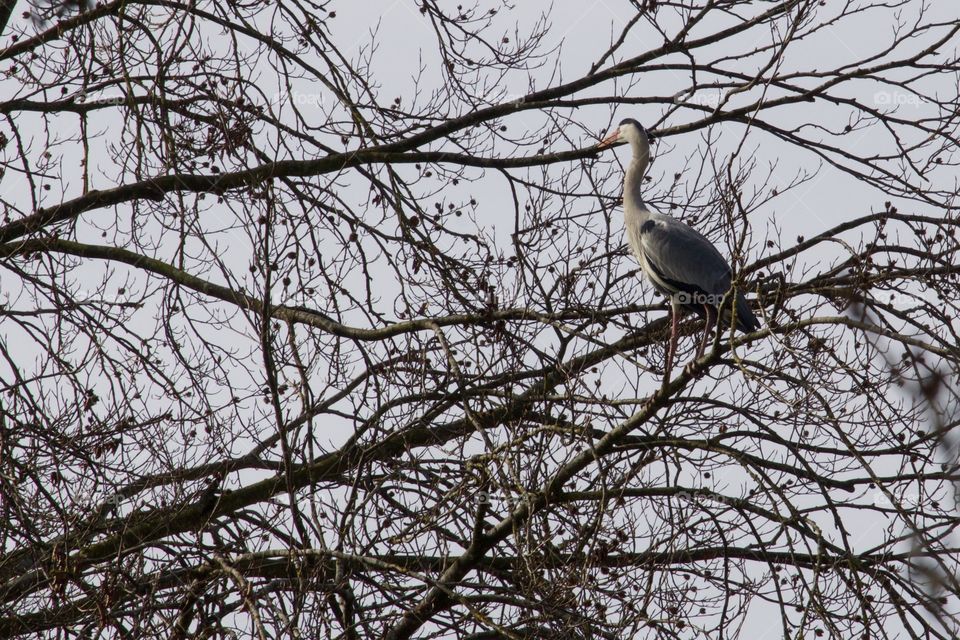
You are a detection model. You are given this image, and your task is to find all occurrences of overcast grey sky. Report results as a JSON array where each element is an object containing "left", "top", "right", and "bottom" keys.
[{"left": 1, "top": 1, "right": 958, "bottom": 637}]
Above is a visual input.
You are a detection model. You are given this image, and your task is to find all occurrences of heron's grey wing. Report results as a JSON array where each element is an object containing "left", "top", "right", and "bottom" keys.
[
  {"left": 635, "top": 215, "right": 760, "bottom": 332},
  {"left": 634, "top": 215, "right": 733, "bottom": 298}
]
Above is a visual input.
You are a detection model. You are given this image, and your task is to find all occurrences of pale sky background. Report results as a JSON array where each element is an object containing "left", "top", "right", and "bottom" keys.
[{"left": 1, "top": 0, "right": 957, "bottom": 636}]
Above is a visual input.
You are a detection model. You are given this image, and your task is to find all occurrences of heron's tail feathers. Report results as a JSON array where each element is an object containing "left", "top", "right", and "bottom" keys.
[
  {"left": 717, "top": 293, "right": 760, "bottom": 334},
  {"left": 733, "top": 293, "right": 760, "bottom": 334}
]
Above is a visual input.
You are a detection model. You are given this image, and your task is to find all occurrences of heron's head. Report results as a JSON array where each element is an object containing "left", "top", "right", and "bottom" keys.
[{"left": 597, "top": 118, "right": 649, "bottom": 149}]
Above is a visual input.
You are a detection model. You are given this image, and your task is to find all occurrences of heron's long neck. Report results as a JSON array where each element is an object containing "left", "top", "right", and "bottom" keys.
[{"left": 623, "top": 146, "right": 649, "bottom": 217}]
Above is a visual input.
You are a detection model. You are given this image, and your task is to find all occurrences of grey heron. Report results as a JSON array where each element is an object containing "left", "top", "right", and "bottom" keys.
[{"left": 598, "top": 118, "right": 760, "bottom": 378}]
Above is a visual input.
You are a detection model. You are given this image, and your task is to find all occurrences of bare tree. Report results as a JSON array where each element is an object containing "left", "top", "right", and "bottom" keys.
[{"left": 1, "top": 1, "right": 959, "bottom": 638}]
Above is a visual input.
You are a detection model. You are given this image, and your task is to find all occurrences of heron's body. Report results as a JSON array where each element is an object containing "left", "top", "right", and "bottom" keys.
[
  {"left": 623, "top": 200, "right": 759, "bottom": 334},
  {"left": 599, "top": 118, "right": 759, "bottom": 376}
]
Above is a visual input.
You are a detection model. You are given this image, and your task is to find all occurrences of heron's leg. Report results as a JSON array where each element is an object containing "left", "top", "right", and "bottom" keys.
[
  {"left": 664, "top": 304, "right": 680, "bottom": 379},
  {"left": 695, "top": 304, "right": 717, "bottom": 360}
]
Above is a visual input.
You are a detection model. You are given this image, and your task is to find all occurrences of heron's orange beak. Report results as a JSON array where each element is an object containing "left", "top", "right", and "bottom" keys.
[{"left": 597, "top": 129, "right": 622, "bottom": 148}]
